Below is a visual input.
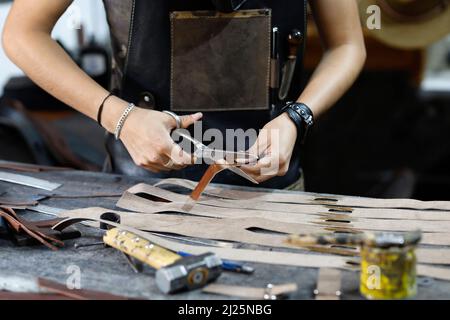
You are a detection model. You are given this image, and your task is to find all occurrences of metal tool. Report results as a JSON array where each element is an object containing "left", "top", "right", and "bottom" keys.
[
  {"left": 278, "top": 29, "right": 303, "bottom": 101},
  {"left": 0, "top": 171, "right": 61, "bottom": 191},
  {"left": 103, "top": 228, "right": 222, "bottom": 294},
  {"left": 74, "top": 242, "right": 104, "bottom": 249},
  {"left": 271, "top": 27, "right": 280, "bottom": 107},
  {"left": 178, "top": 251, "right": 254, "bottom": 274},
  {"left": 287, "top": 230, "right": 422, "bottom": 300},
  {"left": 172, "top": 130, "right": 259, "bottom": 184}
]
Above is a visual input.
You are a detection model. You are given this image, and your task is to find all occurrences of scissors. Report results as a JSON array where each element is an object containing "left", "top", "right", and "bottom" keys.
[{"left": 171, "top": 130, "right": 259, "bottom": 185}]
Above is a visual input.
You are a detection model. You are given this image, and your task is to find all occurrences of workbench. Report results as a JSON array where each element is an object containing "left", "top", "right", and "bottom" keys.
[{"left": 1, "top": 169, "right": 450, "bottom": 300}]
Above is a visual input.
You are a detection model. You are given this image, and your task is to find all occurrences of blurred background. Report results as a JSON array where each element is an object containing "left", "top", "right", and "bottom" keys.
[{"left": 1, "top": 0, "right": 450, "bottom": 200}]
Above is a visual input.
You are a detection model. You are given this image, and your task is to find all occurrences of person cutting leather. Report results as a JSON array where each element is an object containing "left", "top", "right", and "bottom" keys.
[{"left": 2, "top": 0, "right": 366, "bottom": 189}]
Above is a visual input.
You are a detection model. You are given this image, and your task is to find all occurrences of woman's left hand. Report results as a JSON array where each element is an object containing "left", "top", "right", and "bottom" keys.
[{"left": 240, "top": 113, "right": 297, "bottom": 183}]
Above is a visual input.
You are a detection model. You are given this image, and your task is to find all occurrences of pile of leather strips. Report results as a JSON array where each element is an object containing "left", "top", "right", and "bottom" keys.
[
  {"left": 0, "top": 206, "right": 63, "bottom": 250},
  {"left": 45, "top": 177, "right": 450, "bottom": 282}
]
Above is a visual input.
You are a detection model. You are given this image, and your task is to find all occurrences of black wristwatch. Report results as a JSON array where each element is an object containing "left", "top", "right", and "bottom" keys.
[{"left": 281, "top": 102, "right": 314, "bottom": 144}]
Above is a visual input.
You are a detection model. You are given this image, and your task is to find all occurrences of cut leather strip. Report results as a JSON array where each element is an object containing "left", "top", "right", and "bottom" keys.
[
  {"left": 53, "top": 207, "right": 317, "bottom": 250},
  {"left": 155, "top": 180, "right": 450, "bottom": 221},
  {"left": 51, "top": 210, "right": 450, "bottom": 281},
  {"left": 52, "top": 210, "right": 354, "bottom": 269},
  {"left": 118, "top": 187, "right": 450, "bottom": 234},
  {"left": 55, "top": 207, "right": 450, "bottom": 266},
  {"left": 37, "top": 278, "right": 129, "bottom": 300},
  {"left": 155, "top": 178, "right": 450, "bottom": 211},
  {"left": 117, "top": 190, "right": 450, "bottom": 246},
  {"left": 314, "top": 268, "right": 341, "bottom": 300},
  {"left": 0, "top": 160, "right": 70, "bottom": 173},
  {"left": 202, "top": 283, "right": 297, "bottom": 299},
  {"left": 0, "top": 208, "right": 61, "bottom": 250}
]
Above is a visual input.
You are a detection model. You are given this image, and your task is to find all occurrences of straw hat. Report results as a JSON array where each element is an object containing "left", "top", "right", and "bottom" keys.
[{"left": 358, "top": 0, "right": 450, "bottom": 49}]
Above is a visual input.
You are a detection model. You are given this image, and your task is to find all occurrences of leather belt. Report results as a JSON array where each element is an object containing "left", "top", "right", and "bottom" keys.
[{"left": 203, "top": 283, "right": 298, "bottom": 300}]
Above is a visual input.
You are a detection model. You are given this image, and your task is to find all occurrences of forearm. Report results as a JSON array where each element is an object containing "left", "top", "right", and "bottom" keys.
[
  {"left": 297, "top": 43, "right": 366, "bottom": 116},
  {"left": 3, "top": 29, "right": 125, "bottom": 132}
]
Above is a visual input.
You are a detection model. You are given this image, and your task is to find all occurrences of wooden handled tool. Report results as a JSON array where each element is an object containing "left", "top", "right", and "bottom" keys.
[{"left": 103, "top": 228, "right": 223, "bottom": 294}]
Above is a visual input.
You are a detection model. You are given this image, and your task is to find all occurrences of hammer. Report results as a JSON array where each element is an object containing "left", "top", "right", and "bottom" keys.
[{"left": 103, "top": 228, "right": 222, "bottom": 294}]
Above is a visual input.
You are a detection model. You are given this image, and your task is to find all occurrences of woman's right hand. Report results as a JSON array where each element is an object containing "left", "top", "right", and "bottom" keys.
[{"left": 104, "top": 97, "right": 202, "bottom": 173}]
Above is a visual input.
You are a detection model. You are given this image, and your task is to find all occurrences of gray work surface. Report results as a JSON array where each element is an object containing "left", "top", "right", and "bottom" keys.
[{"left": 0, "top": 169, "right": 449, "bottom": 300}]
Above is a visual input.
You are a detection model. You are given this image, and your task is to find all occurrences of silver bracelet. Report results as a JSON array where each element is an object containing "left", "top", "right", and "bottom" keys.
[{"left": 114, "top": 103, "right": 136, "bottom": 140}]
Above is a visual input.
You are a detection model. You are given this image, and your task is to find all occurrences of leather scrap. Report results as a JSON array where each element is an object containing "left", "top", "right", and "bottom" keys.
[{"left": 0, "top": 207, "right": 63, "bottom": 250}]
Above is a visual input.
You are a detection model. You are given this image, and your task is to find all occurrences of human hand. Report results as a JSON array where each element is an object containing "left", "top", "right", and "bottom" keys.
[
  {"left": 240, "top": 113, "right": 297, "bottom": 183},
  {"left": 117, "top": 105, "right": 202, "bottom": 173}
]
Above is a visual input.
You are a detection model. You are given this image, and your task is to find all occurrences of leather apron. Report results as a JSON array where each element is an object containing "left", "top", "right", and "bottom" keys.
[{"left": 102, "top": 0, "right": 307, "bottom": 189}]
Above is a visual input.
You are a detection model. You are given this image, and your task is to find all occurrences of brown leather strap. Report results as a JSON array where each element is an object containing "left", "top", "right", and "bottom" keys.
[
  {"left": 190, "top": 164, "right": 227, "bottom": 201},
  {"left": 203, "top": 283, "right": 298, "bottom": 299},
  {"left": 314, "top": 268, "right": 342, "bottom": 300},
  {"left": 0, "top": 160, "right": 70, "bottom": 173},
  {"left": 0, "top": 207, "right": 63, "bottom": 250},
  {"left": 37, "top": 278, "right": 129, "bottom": 300}
]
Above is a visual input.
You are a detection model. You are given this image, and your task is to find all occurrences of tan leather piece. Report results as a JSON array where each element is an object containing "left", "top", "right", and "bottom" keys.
[
  {"left": 117, "top": 191, "right": 450, "bottom": 247},
  {"left": 53, "top": 210, "right": 353, "bottom": 269},
  {"left": 55, "top": 207, "right": 450, "bottom": 266},
  {"left": 118, "top": 187, "right": 450, "bottom": 235},
  {"left": 314, "top": 268, "right": 342, "bottom": 300},
  {"left": 135, "top": 182, "right": 450, "bottom": 221},
  {"left": 155, "top": 178, "right": 450, "bottom": 211},
  {"left": 51, "top": 209, "right": 450, "bottom": 281},
  {"left": 55, "top": 207, "right": 319, "bottom": 250},
  {"left": 203, "top": 283, "right": 298, "bottom": 299}
]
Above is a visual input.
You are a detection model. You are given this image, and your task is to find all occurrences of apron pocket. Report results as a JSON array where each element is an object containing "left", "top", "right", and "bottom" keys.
[{"left": 170, "top": 9, "right": 271, "bottom": 112}]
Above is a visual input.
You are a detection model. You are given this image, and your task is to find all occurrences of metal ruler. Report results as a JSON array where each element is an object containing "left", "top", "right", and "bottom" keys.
[{"left": 0, "top": 172, "right": 61, "bottom": 191}]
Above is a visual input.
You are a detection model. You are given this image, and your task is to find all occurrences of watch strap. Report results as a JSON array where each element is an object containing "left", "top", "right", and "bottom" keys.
[{"left": 281, "top": 102, "right": 314, "bottom": 144}]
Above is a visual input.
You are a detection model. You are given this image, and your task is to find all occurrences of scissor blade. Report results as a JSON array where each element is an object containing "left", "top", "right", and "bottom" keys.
[{"left": 227, "top": 166, "right": 259, "bottom": 184}]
